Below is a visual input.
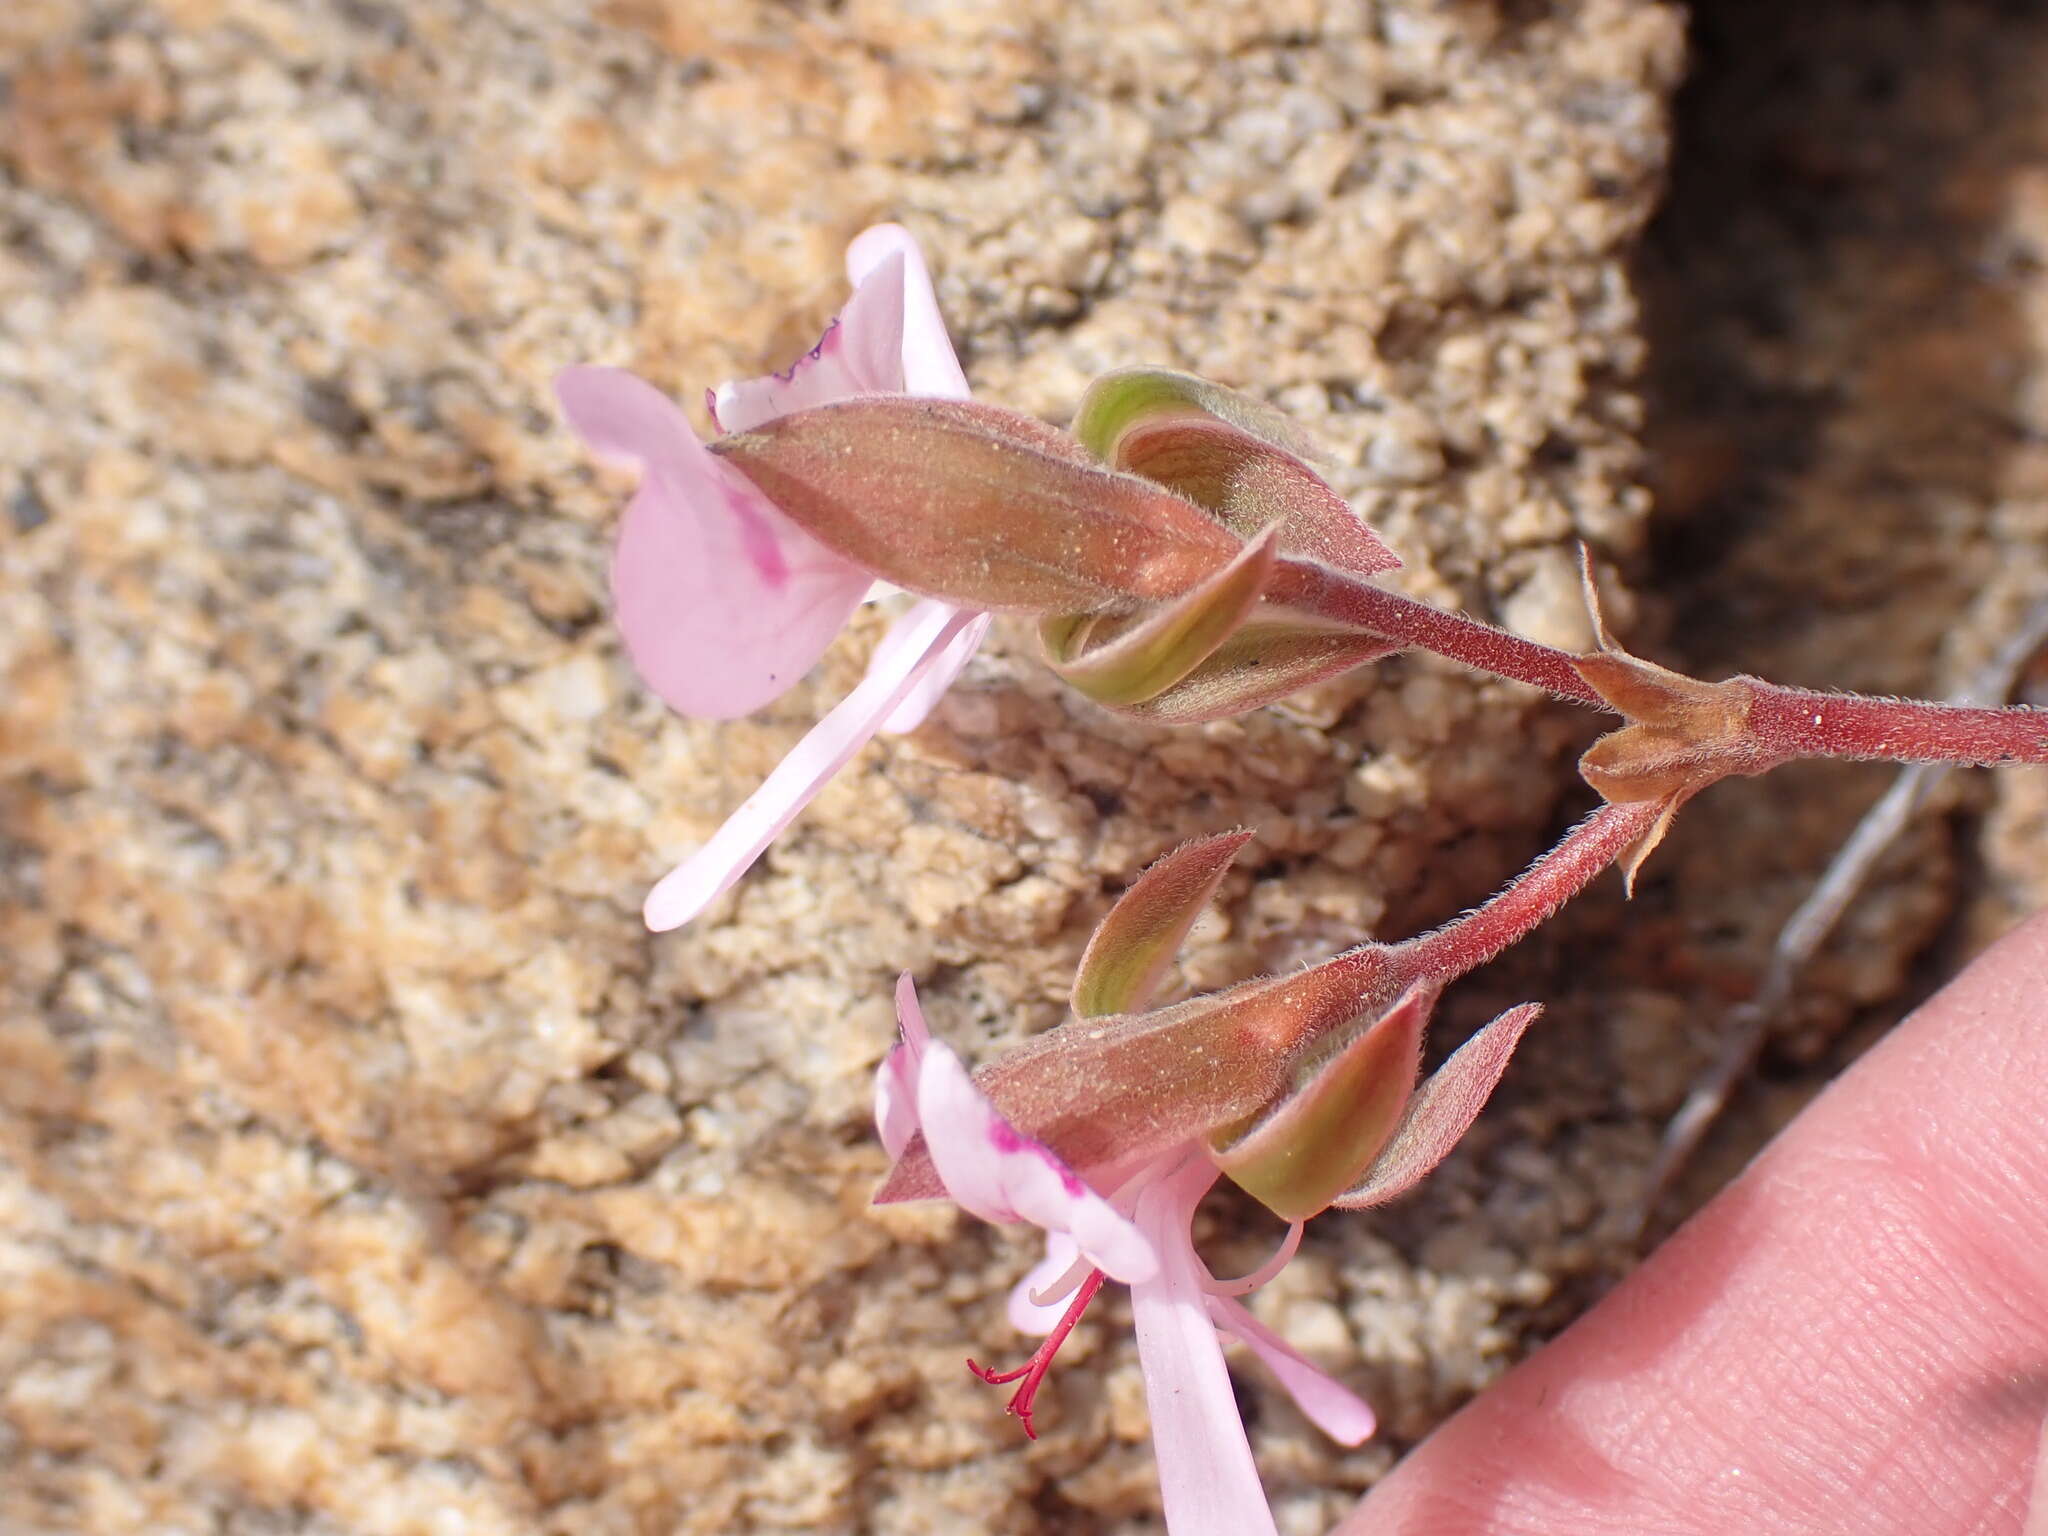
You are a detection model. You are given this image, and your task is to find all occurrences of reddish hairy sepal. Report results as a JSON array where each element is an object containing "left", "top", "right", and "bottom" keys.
[
  {"left": 876, "top": 946, "right": 1407, "bottom": 1205},
  {"left": 1208, "top": 982, "right": 1437, "bottom": 1223},
  {"left": 1566, "top": 553, "right": 1792, "bottom": 884},
  {"left": 1118, "top": 417, "right": 1399, "bottom": 578},
  {"left": 1333, "top": 1001, "right": 1541, "bottom": 1209},
  {"left": 1070, "top": 829, "right": 1254, "bottom": 1019},
  {"left": 1103, "top": 620, "right": 1399, "bottom": 725},
  {"left": 714, "top": 396, "right": 1242, "bottom": 613},
  {"left": 1040, "top": 526, "right": 1281, "bottom": 709},
  {"left": 1574, "top": 658, "right": 1787, "bottom": 890}
]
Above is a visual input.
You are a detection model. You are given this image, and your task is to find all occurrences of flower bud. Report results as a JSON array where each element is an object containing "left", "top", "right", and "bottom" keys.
[{"left": 1073, "top": 367, "right": 1400, "bottom": 578}]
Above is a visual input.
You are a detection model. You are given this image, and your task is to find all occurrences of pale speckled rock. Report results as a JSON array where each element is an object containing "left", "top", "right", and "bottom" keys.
[{"left": 0, "top": 0, "right": 1768, "bottom": 1531}]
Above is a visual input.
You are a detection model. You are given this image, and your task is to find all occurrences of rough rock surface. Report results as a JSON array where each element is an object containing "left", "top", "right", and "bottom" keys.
[{"left": 16, "top": 1, "right": 2036, "bottom": 1532}]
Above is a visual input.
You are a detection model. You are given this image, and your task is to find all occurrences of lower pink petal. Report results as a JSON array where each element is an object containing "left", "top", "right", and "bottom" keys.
[
  {"left": 641, "top": 604, "right": 974, "bottom": 929},
  {"left": 611, "top": 469, "right": 872, "bottom": 719},
  {"left": 1206, "top": 1293, "right": 1376, "bottom": 1446},
  {"left": 1129, "top": 1153, "right": 1280, "bottom": 1536},
  {"left": 880, "top": 607, "right": 990, "bottom": 733}
]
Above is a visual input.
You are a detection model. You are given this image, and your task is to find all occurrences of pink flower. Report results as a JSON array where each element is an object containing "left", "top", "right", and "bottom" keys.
[
  {"left": 556, "top": 226, "right": 993, "bottom": 931},
  {"left": 877, "top": 974, "right": 1375, "bottom": 1536}
]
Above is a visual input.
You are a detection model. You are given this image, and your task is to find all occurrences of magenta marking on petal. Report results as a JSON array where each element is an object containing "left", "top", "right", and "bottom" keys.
[
  {"left": 987, "top": 1120, "right": 1089, "bottom": 1197},
  {"left": 729, "top": 498, "right": 793, "bottom": 586},
  {"left": 704, "top": 385, "right": 723, "bottom": 434}
]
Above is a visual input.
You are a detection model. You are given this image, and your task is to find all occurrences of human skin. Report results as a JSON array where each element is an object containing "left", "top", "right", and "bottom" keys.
[{"left": 1340, "top": 909, "right": 2048, "bottom": 1536}]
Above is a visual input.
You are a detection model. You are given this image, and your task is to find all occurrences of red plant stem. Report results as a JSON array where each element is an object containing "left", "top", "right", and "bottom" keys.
[
  {"left": 1742, "top": 679, "right": 2048, "bottom": 767},
  {"left": 1270, "top": 561, "right": 1609, "bottom": 708},
  {"left": 1396, "top": 799, "right": 1663, "bottom": 985}
]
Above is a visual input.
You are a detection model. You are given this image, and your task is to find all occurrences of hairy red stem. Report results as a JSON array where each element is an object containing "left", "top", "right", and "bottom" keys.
[
  {"left": 1270, "top": 562, "right": 1608, "bottom": 707},
  {"left": 1396, "top": 799, "right": 1662, "bottom": 984},
  {"left": 1742, "top": 679, "right": 2048, "bottom": 767}
]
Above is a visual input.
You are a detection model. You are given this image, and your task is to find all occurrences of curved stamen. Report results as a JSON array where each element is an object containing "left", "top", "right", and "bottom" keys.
[
  {"left": 1201, "top": 1219, "right": 1304, "bottom": 1298},
  {"left": 1026, "top": 1250, "right": 1095, "bottom": 1310}
]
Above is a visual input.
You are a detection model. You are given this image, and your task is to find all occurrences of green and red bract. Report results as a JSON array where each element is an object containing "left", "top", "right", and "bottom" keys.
[{"left": 715, "top": 395, "right": 1244, "bottom": 612}]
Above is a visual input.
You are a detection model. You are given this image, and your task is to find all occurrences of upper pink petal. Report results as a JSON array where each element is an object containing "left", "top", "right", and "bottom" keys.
[
  {"left": 557, "top": 365, "right": 873, "bottom": 719},
  {"left": 876, "top": 973, "right": 933, "bottom": 1160},
  {"left": 710, "top": 251, "right": 909, "bottom": 433},
  {"left": 641, "top": 602, "right": 976, "bottom": 930},
  {"left": 846, "top": 224, "right": 972, "bottom": 400},
  {"left": 916, "top": 1042, "right": 1158, "bottom": 1285},
  {"left": 1206, "top": 1292, "right": 1376, "bottom": 1446},
  {"left": 1128, "top": 1152, "right": 1280, "bottom": 1536}
]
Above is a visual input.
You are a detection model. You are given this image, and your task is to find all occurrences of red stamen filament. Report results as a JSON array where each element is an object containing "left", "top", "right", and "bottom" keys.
[{"left": 966, "top": 1267, "right": 1107, "bottom": 1440}]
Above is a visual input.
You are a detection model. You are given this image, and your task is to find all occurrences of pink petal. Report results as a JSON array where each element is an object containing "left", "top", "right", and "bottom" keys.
[
  {"left": 875, "top": 973, "right": 932, "bottom": 1160},
  {"left": 1008, "top": 1233, "right": 1085, "bottom": 1335},
  {"left": 1129, "top": 1153, "right": 1280, "bottom": 1536},
  {"left": 1335, "top": 1001, "right": 1544, "bottom": 1210},
  {"left": 916, "top": 1043, "right": 1158, "bottom": 1285},
  {"left": 846, "top": 224, "right": 972, "bottom": 399},
  {"left": 1206, "top": 1292, "right": 1376, "bottom": 1446},
  {"left": 879, "top": 607, "right": 991, "bottom": 734},
  {"left": 641, "top": 603, "right": 975, "bottom": 930},
  {"left": 710, "top": 252, "right": 909, "bottom": 433},
  {"left": 556, "top": 366, "right": 873, "bottom": 720}
]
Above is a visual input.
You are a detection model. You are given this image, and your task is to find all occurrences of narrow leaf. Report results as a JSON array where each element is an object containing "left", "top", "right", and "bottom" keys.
[{"left": 1071, "top": 829, "right": 1255, "bottom": 1018}]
